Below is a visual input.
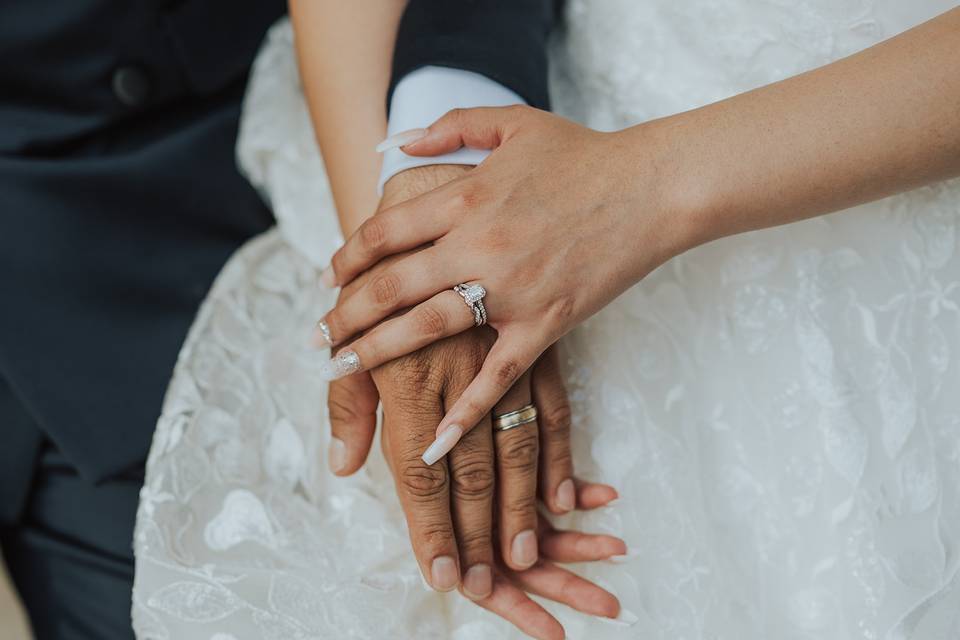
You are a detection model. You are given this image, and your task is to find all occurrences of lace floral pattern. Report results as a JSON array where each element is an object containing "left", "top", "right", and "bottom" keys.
[{"left": 135, "top": 3, "right": 960, "bottom": 638}]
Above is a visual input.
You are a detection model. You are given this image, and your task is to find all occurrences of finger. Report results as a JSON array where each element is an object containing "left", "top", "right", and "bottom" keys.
[
  {"left": 386, "top": 106, "right": 530, "bottom": 157},
  {"left": 493, "top": 373, "right": 540, "bottom": 571},
  {"left": 531, "top": 347, "right": 576, "bottom": 514},
  {"left": 503, "top": 560, "right": 621, "bottom": 621},
  {"left": 382, "top": 400, "right": 460, "bottom": 592},
  {"left": 422, "top": 332, "right": 544, "bottom": 465},
  {"left": 447, "top": 406, "right": 495, "bottom": 601},
  {"left": 539, "top": 527, "right": 627, "bottom": 564},
  {"left": 325, "top": 195, "right": 453, "bottom": 289},
  {"left": 470, "top": 574, "right": 565, "bottom": 640},
  {"left": 320, "top": 246, "right": 463, "bottom": 349},
  {"left": 574, "top": 478, "right": 619, "bottom": 509},
  {"left": 326, "top": 372, "right": 379, "bottom": 476},
  {"left": 319, "top": 290, "right": 476, "bottom": 380}
]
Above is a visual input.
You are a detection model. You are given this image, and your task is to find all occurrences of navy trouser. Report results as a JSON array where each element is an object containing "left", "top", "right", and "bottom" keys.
[{"left": 1, "top": 380, "right": 140, "bottom": 640}]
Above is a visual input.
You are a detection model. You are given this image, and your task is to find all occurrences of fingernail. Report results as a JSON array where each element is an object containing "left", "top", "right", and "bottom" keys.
[
  {"left": 608, "top": 549, "right": 639, "bottom": 564},
  {"left": 604, "top": 498, "right": 622, "bottom": 508},
  {"left": 375, "top": 128, "right": 428, "bottom": 153},
  {"left": 421, "top": 424, "right": 463, "bottom": 465},
  {"left": 320, "top": 266, "right": 336, "bottom": 288},
  {"left": 604, "top": 608, "right": 640, "bottom": 627},
  {"left": 556, "top": 478, "right": 575, "bottom": 512},
  {"left": 328, "top": 437, "right": 346, "bottom": 473},
  {"left": 318, "top": 350, "right": 361, "bottom": 381},
  {"left": 462, "top": 564, "right": 492, "bottom": 600},
  {"left": 312, "top": 320, "right": 333, "bottom": 348},
  {"left": 431, "top": 556, "right": 459, "bottom": 592},
  {"left": 511, "top": 529, "right": 538, "bottom": 568}
]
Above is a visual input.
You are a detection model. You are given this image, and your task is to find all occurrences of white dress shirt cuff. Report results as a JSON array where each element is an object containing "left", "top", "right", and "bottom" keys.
[{"left": 378, "top": 66, "right": 526, "bottom": 193}]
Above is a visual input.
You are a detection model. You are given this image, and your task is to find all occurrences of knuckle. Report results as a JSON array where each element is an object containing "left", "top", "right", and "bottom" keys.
[
  {"left": 400, "top": 463, "right": 449, "bottom": 501},
  {"left": 503, "top": 500, "right": 536, "bottom": 522},
  {"left": 451, "top": 456, "right": 495, "bottom": 499},
  {"left": 359, "top": 218, "right": 388, "bottom": 254},
  {"left": 443, "top": 344, "right": 487, "bottom": 383},
  {"left": 505, "top": 104, "right": 528, "bottom": 118},
  {"left": 419, "top": 524, "right": 455, "bottom": 550},
  {"left": 493, "top": 359, "right": 523, "bottom": 389},
  {"left": 394, "top": 350, "right": 443, "bottom": 388},
  {"left": 451, "top": 183, "right": 485, "bottom": 212},
  {"left": 456, "top": 527, "right": 491, "bottom": 553},
  {"left": 498, "top": 430, "right": 540, "bottom": 473},
  {"left": 551, "top": 295, "right": 576, "bottom": 322},
  {"left": 370, "top": 271, "right": 403, "bottom": 307},
  {"left": 540, "top": 402, "right": 572, "bottom": 439},
  {"left": 413, "top": 304, "right": 449, "bottom": 339},
  {"left": 329, "top": 251, "right": 346, "bottom": 278},
  {"left": 328, "top": 387, "right": 362, "bottom": 423}
]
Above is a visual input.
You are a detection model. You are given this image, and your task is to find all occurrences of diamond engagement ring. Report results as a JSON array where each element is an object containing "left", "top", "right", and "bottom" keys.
[{"left": 453, "top": 283, "right": 487, "bottom": 327}]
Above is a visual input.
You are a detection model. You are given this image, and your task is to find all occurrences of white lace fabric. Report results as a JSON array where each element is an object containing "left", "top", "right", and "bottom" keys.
[{"left": 134, "top": 2, "right": 960, "bottom": 638}]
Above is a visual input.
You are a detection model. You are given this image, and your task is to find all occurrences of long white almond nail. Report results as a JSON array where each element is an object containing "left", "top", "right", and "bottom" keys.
[
  {"left": 375, "top": 128, "right": 428, "bottom": 153},
  {"left": 320, "top": 266, "right": 336, "bottom": 288},
  {"left": 318, "top": 350, "right": 361, "bottom": 381},
  {"left": 603, "top": 609, "right": 640, "bottom": 627},
  {"left": 608, "top": 550, "right": 639, "bottom": 564},
  {"left": 312, "top": 320, "right": 333, "bottom": 348},
  {"left": 421, "top": 424, "right": 463, "bottom": 465}
]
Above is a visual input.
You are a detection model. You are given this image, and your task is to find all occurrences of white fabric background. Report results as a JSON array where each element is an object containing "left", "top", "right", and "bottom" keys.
[{"left": 133, "top": 2, "right": 960, "bottom": 638}]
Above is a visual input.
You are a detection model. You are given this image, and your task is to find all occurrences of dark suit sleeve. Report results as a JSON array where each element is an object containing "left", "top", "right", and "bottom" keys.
[{"left": 389, "top": 0, "right": 562, "bottom": 111}]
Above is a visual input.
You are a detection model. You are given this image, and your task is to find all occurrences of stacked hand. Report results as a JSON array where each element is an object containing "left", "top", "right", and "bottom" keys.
[
  {"left": 317, "top": 106, "right": 690, "bottom": 462},
  {"left": 322, "top": 165, "right": 633, "bottom": 640}
]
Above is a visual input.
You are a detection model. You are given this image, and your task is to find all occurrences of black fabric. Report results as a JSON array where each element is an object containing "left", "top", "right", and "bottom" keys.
[
  {"left": 0, "top": 0, "right": 284, "bottom": 483},
  {"left": 0, "top": 442, "right": 142, "bottom": 640},
  {"left": 0, "top": 379, "right": 42, "bottom": 526},
  {"left": 390, "top": 0, "right": 562, "bottom": 110}
]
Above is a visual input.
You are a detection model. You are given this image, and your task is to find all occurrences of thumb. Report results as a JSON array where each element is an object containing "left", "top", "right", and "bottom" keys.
[
  {"left": 378, "top": 106, "right": 529, "bottom": 157},
  {"left": 327, "top": 372, "right": 379, "bottom": 476}
]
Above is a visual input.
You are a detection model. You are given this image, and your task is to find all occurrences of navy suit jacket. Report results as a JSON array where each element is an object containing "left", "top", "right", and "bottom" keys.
[{"left": 0, "top": 0, "right": 560, "bottom": 522}]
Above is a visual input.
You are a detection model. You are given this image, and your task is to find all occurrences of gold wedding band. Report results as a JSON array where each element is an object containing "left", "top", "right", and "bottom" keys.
[{"left": 493, "top": 404, "right": 538, "bottom": 431}]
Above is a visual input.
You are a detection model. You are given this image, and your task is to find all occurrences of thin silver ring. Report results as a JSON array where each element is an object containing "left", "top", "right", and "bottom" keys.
[{"left": 453, "top": 283, "right": 487, "bottom": 327}]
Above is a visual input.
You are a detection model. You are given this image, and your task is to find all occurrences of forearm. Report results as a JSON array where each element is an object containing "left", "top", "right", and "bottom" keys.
[
  {"left": 289, "top": 0, "right": 407, "bottom": 236},
  {"left": 652, "top": 8, "right": 960, "bottom": 254}
]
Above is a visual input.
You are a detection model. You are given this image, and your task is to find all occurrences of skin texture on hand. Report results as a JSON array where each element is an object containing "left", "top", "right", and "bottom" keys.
[
  {"left": 323, "top": 165, "right": 627, "bottom": 640},
  {"left": 319, "top": 8, "right": 960, "bottom": 462},
  {"left": 319, "top": 109, "right": 678, "bottom": 463}
]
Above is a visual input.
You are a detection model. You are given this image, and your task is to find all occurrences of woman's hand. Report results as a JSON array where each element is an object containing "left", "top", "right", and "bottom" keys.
[{"left": 316, "top": 106, "right": 693, "bottom": 460}]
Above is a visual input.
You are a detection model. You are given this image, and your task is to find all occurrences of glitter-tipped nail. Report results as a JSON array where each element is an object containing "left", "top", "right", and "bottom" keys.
[
  {"left": 318, "top": 350, "right": 361, "bottom": 380},
  {"left": 312, "top": 320, "right": 333, "bottom": 348}
]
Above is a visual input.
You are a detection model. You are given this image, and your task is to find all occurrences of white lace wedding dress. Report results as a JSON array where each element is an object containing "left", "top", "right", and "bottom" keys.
[{"left": 132, "top": 1, "right": 960, "bottom": 638}]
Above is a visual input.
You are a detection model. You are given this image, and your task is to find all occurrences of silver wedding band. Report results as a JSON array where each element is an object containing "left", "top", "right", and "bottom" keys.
[
  {"left": 453, "top": 283, "right": 487, "bottom": 327},
  {"left": 493, "top": 403, "right": 538, "bottom": 431}
]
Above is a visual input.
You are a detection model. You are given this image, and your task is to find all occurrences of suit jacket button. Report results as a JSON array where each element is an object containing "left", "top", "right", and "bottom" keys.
[{"left": 112, "top": 65, "right": 150, "bottom": 107}]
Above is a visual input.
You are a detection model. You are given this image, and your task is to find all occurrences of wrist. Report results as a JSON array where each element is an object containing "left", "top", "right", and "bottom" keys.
[
  {"left": 380, "top": 164, "right": 473, "bottom": 210},
  {"left": 621, "top": 114, "right": 725, "bottom": 265}
]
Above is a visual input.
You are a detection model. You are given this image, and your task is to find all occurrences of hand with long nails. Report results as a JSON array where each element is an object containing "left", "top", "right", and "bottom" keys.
[{"left": 319, "top": 165, "right": 637, "bottom": 639}]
